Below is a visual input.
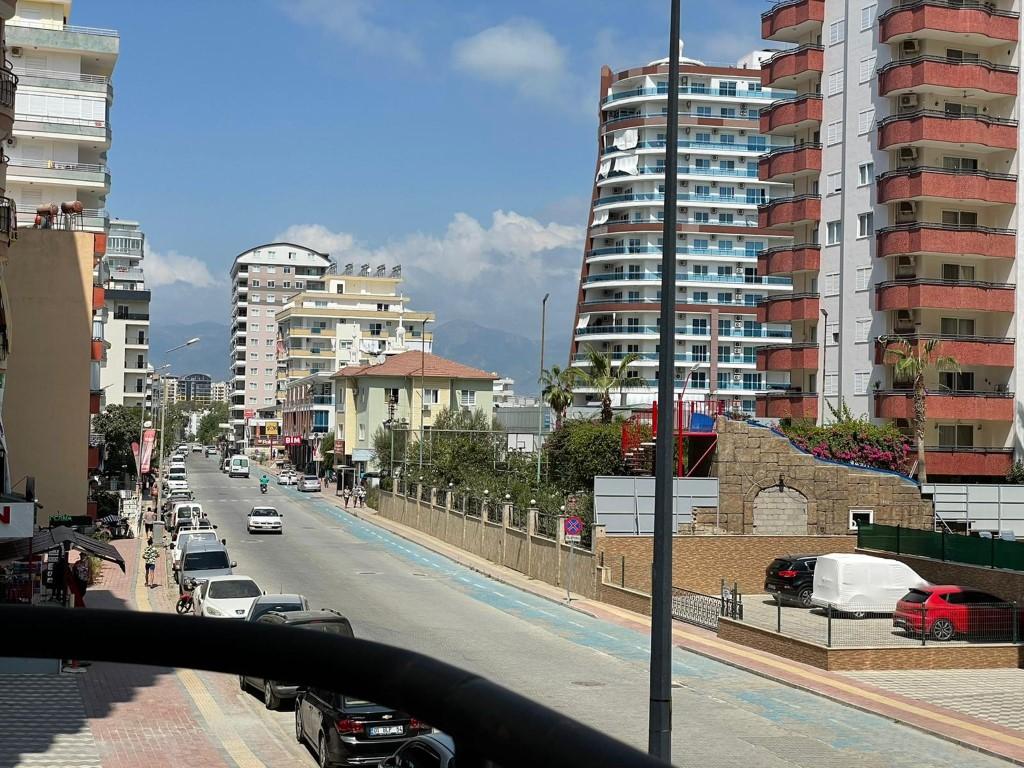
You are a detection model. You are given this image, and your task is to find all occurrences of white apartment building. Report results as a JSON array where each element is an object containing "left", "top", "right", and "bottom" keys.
[
  {"left": 99, "top": 220, "right": 148, "bottom": 407},
  {"left": 6, "top": 0, "right": 116, "bottom": 232},
  {"left": 210, "top": 380, "right": 228, "bottom": 403},
  {"left": 757, "top": 0, "right": 1021, "bottom": 481},
  {"left": 571, "top": 46, "right": 797, "bottom": 414},
  {"left": 229, "top": 242, "right": 333, "bottom": 447}
]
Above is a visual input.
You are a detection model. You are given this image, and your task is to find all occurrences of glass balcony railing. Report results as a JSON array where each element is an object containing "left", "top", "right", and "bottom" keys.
[
  {"left": 602, "top": 85, "right": 794, "bottom": 105},
  {"left": 583, "top": 271, "right": 792, "bottom": 286},
  {"left": 597, "top": 216, "right": 762, "bottom": 228},
  {"left": 587, "top": 245, "right": 761, "bottom": 259},
  {"left": 604, "top": 110, "right": 761, "bottom": 127},
  {"left": 719, "top": 326, "right": 792, "bottom": 338},
  {"left": 601, "top": 139, "right": 786, "bottom": 156},
  {"left": 595, "top": 192, "right": 766, "bottom": 206}
]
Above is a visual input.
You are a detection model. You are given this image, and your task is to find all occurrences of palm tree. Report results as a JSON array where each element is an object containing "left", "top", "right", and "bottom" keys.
[
  {"left": 885, "top": 338, "right": 959, "bottom": 484},
  {"left": 575, "top": 349, "right": 644, "bottom": 423},
  {"left": 539, "top": 365, "right": 575, "bottom": 429}
]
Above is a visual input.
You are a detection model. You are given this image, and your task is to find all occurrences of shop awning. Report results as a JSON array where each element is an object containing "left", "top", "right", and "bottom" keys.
[{"left": 0, "top": 526, "right": 126, "bottom": 571}]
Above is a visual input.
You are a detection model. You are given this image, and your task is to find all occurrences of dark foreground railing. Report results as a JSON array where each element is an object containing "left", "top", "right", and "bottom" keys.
[{"left": 0, "top": 606, "right": 668, "bottom": 768}]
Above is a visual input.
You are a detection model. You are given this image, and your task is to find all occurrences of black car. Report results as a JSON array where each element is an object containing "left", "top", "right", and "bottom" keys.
[
  {"left": 382, "top": 733, "right": 455, "bottom": 767},
  {"left": 764, "top": 555, "right": 817, "bottom": 607},
  {"left": 296, "top": 688, "right": 431, "bottom": 766},
  {"left": 241, "top": 609, "right": 349, "bottom": 710}
]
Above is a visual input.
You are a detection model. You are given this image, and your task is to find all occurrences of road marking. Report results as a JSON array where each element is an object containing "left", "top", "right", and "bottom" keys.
[
  {"left": 513, "top": 600, "right": 530, "bottom": 608},
  {"left": 567, "top": 621, "right": 585, "bottom": 628},
  {"left": 635, "top": 645, "right": 651, "bottom": 654},
  {"left": 491, "top": 590, "right": 505, "bottom": 597},
  {"left": 457, "top": 577, "right": 472, "bottom": 584}
]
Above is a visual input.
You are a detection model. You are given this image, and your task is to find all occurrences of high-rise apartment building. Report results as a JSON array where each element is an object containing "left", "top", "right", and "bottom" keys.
[
  {"left": 210, "top": 380, "right": 228, "bottom": 403},
  {"left": 570, "top": 48, "right": 796, "bottom": 414},
  {"left": 757, "top": 0, "right": 1020, "bottom": 480},
  {"left": 7, "top": 1, "right": 117, "bottom": 232},
  {"left": 229, "top": 242, "right": 333, "bottom": 447},
  {"left": 100, "top": 220, "right": 148, "bottom": 407},
  {"left": 0, "top": 1, "right": 18, "bottom": 497}
]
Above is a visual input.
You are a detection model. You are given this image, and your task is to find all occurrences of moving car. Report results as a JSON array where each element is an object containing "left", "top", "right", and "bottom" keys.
[
  {"left": 229, "top": 455, "right": 251, "bottom": 478},
  {"left": 763, "top": 555, "right": 817, "bottom": 608},
  {"left": 811, "top": 553, "right": 928, "bottom": 617},
  {"left": 170, "top": 529, "right": 220, "bottom": 572},
  {"left": 247, "top": 507, "right": 283, "bottom": 534},
  {"left": 244, "top": 593, "right": 310, "bottom": 623},
  {"left": 382, "top": 734, "right": 454, "bottom": 767},
  {"left": 191, "top": 444, "right": 203, "bottom": 453},
  {"left": 241, "top": 608, "right": 349, "bottom": 709},
  {"left": 179, "top": 540, "right": 235, "bottom": 586},
  {"left": 194, "top": 575, "right": 262, "bottom": 619},
  {"left": 277, "top": 470, "right": 298, "bottom": 486},
  {"left": 893, "top": 585, "right": 1015, "bottom": 641},
  {"left": 298, "top": 475, "right": 322, "bottom": 493},
  {"left": 205, "top": 446, "right": 218, "bottom": 456}
]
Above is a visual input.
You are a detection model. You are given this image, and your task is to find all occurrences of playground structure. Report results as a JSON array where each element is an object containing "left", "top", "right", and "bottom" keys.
[{"left": 621, "top": 398, "right": 724, "bottom": 477}]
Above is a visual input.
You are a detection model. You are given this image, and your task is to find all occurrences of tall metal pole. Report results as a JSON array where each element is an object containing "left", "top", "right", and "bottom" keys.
[
  {"left": 820, "top": 307, "right": 828, "bottom": 425},
  {"left": 649, "top": 2, "right": 680, "bottom": 759},
  {"left": 419, "top": 318, "right": 429, "bottom": 468},
  {"left": 158, "top": 376, "right": 167, "bottom": 483},
  {"left": 536, "top": 293, "right": 549, "bottom": 484}
]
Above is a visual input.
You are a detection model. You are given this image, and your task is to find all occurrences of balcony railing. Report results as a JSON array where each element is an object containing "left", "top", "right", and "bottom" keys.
[
  {"left": 594, "top": 192, "right": 766, "bottom": 206},
  {"left": 581, "top": 296, "right": 763, "bottom": 308},
  {"left": 598, "top": 216, "right": 762, "bottom": 229},
  {"left": 11, "top": 66, "right": 109, "bottom": 84},
  {"left": 876, "top": 222, "right": 1016, "bottom": 236},
  {"left": 602, "top": 84, "right": 791, "bottom": 105},
  {"left": 720, "top": 326, "right": 793, "bottom": 338},
  {"left": 602, "top": 139, "right": 784, "bottom": 155},
  {"left": 8, "top": 19, "right": 119, "bottom": 37},
  {"left": 877, "top": 54, "right": 1019, "bottom": 77},
  {"left": 0, "top": 68, "right": 16, "bottom": 110},
  {"left": 15, "top": 113, "right": 107, "bottom": 129},
  {"left": 8, "top": 157, "right": 107, "bottom": 174},
  {"left": 876, "top": 165, "right": 1016, "bottom": 182},
  {"left": 587, "top": 245, "right": 760, "bottom": 258},
  {"left": 603, "top": 111, "right": 761, "bottom": 127},
  {"left": 112, "top": 311, "right": 149, "bottom": 321},
  {"left": 877, "top": 108, "right": 1018, "bottom": 129},
  {"left": 584, "top": 271, "right": 791, "bottom": 286}
]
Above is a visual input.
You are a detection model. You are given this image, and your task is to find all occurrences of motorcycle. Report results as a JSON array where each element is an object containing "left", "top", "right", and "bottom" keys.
[
  {"left": 260, "top": 483, "right": 268, "bottom": 495},
  {"left": 175, "top": 577, "right": 198, "bottom": 614}
]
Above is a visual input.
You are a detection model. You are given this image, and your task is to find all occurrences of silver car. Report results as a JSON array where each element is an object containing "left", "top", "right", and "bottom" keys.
[{"left": 298, "top": 475, "right": 321, "bottom": 492}]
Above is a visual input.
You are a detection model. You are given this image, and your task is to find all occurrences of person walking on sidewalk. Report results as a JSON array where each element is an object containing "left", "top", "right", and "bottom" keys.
[
  {"left": 143, "top": 537, "right": 160, "bottom": 587},
  {"left": 357, "top": 485, "right": 366, "bottom": 508},
  {"left": 343, "top": 486, "right": 352, "bottom": 508},
  {"left": 143, "top": 508, "right": 156, "bottom": 537}
]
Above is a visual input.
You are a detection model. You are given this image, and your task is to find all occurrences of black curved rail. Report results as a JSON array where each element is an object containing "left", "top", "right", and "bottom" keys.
[{"left": 0, "top": 606, "right": 668, "bottom": 768}]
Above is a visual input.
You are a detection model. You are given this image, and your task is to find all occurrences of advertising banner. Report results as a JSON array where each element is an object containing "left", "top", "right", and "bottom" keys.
[{"left": 140, "top": 429, "right": 157, "bottom": 474}]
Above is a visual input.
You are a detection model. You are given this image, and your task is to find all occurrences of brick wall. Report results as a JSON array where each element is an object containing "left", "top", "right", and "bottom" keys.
[
  {"left": 859, "top": 548, "right": 1024, "bottom": 604},
  {"left": 596, "top": 533, "right": 857, "bottom": 595},
  {"left": 596, "top": 572, "right": 652, "bottom": 615}
]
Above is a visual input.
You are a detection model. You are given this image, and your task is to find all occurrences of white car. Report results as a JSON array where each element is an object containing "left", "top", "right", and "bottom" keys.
[
  {"left": 195, "top": 576, "right": 262, "bottom": 619},
  {"left": 277, "top": 471, "right": 297, "bottom": 486},
  {"left": 165, "top": 479, "right": 190, "bottom": 493},
  {"left": 298, "top": 475, "right": 322, "bottom": 492},
  {"left": 246, "top": 506, "right": 283, "bottom": 534}
]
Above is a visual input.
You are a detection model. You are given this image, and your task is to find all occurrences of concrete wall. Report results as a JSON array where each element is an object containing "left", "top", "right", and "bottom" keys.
[
  {"left": 597, "top": 532, "right": 857, "bottom": 596},
  {"left": 5, "top": 231, "right": 94, "bottom": 524},
  {"left": 712, "top": 419, "right": 934, "bottom": 535},
  {"left": 858, "top": 548, "right": 1024, "bottom": 605}
]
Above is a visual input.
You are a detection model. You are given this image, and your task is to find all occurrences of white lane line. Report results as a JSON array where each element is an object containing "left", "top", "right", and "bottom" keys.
[
  {"left": 513, "top": 600, "right": 531, "bottom": 607},
  {"left": 535, "top": 609, "right": 555, "bottom": 617},
  {"left": 457, "top": 577, "right": 472, "bottom": 583},
  {"left": 599, "top": 632, "right": 618, "bottom": 641},
  {"left": 635, "top": 645, "right": 651, "bottom": 654},
  {"left": 567, "top": 621, "right": 585, "bottom": 628},
  {"left": 491, "top": 590, "right": 505, "bottom": 597}
]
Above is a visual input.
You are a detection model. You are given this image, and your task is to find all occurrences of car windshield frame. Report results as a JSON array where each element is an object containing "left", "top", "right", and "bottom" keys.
[
  {"left": 207, "top": 580, "right": 261, "bottom": 599},
  {"left": 250, "top": 508, "right": 279, "bottom": 517},
  {"left": 183, "top": 551, "right": 230, "bottom": 571}
]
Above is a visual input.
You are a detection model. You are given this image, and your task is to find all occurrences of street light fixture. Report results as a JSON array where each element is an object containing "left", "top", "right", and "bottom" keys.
[{"left": 537, "top": 293, "right": 549, "bottom": 484}]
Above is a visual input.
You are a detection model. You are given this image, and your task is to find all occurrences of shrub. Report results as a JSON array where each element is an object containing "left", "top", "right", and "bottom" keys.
[
  {"left": 780, "top": 415, "right": 911, "bottom": 473},
  {"left": 544, "top": 419, "right": 627, "bottom": 496}
]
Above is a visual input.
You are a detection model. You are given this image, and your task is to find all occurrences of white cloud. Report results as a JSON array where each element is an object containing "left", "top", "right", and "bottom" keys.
[
  {"left": 143, "top": 246, "right": 219, "bottom": 289},
  {"left": 276, "top": 224, "right": 365, "bottom": 258},
  {"left": 279, "top": 0, "right": 420, "bottom": 63}
]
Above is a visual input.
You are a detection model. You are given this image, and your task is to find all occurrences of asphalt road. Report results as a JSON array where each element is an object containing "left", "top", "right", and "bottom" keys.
[{"left": 186, "top": 456, "right": 1009, "bottom": 768}]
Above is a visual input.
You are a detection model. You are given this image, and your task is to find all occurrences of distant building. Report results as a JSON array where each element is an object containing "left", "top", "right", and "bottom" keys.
[
  {"left": 210, "top": 380, "right": 228, "bottom": 403},
  {"left": 492, "top": 377, "right": 538, "bottom": 408},
  {"left": 179, "top": 373, "right": 212, "bottom": 404},
  {"left": 100, "top": 221, "right": 150, "bottom": 408}
]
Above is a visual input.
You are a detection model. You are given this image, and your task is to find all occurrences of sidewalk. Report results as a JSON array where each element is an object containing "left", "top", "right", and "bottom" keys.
[{"left": 311, "top": 485, "right": 1024, "bottom": 765}]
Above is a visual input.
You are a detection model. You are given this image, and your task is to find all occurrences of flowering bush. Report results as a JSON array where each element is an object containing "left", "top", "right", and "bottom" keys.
[{"left": 780, "top": 414, "right": 912, "bottom": 474}]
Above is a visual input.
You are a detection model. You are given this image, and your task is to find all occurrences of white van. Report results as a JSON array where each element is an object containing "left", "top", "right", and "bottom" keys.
[
  {"left": 167, "top": 467, "right": 187, "bottom": 483},
  {"left": 229, "top": 455, "right": 250, "bottom": 478},
  {"left": 811, "top": 553, "right": 928, "bottom": 617}
]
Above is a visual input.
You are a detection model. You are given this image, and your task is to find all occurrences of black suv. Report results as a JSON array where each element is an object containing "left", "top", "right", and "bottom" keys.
[{"left": 764, "top": 555, "right": 817, "bottom": 607}]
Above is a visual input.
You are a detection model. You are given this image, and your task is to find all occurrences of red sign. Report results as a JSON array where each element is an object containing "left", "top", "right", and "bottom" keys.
[
  {"left": 140, "top": 429, "right": 157, "bottom": 473},
  {"left": 564, "top": 515, "right": 584, "bottom": 537},
  {"left": 244, "top": 409, "right": 255, "bottom": 418}
]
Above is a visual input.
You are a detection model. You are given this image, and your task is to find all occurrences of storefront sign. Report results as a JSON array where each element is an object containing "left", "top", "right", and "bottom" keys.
[
  {"left": 0, "top": 501, "right": 33, "bottom": 539},
  {"left": 265, "top": 422, "right": 279, "bottom": 436}
]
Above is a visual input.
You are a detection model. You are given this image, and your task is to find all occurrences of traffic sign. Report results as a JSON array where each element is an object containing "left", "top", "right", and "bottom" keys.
[{"left": 564, "top": 515, "right": 584, "bottom": 544}]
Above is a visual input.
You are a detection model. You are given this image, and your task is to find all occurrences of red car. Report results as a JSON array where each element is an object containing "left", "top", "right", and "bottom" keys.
[{"left": 893, "top": 586, "right": 1015, "bottom": 641}]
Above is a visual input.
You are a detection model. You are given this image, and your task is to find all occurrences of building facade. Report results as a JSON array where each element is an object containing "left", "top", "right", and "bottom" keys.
[
  {"left": 570, "top": 47, "right": 797, "bottom": 415},
  {"left": 179, "top": 372, "right": 212, "bottom": 404},
  {"left": 757, "top": 0, "right": 1020, "bottom": 480},
  {"left": 210, "top": 380, "right": 228, "bottom": 403},
  {"left": 281, "top": 371, "right": 334, "bottom": 470},
  {"left": 229, "top": 242, "right": 333, "bottom": 447},
  {"left": 7, "top": 0, "right": 117, "bottom": 232},
  {"left": 99, "top": 220, "right": 148, "bottom": 407},
  {"left": 0, "top": 2, "right": 18, "bottom": 496}
]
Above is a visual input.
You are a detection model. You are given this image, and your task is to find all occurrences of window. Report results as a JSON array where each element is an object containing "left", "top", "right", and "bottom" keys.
[
  {"left": 854, "top": 371, "right": 870, "bottom": 394},
  {"left": 940, "top": 317, "right": 975, "bottom": 336},
  {"left": 267, "top": 281, "right": 276, "bottom": 288},
  {"left": 248, "top": 382, "right": 257, "bottom": 390},
  {"left": 826, "top": 220, "right": 842, "bottom": 245},
  {"left": 857, "top": 212, "right": 874, "bottom": 238},
  {"left": 945, "top": 102, "right": 977, "bottom": 117},
  {"left": 695, "top": 185, "right": 711, "bottom": 198},
  {"left": 829, "top": 19, "right": 845, "bottom": 44},
  {"left": 459, "top": 390, "right": 477, "bottom": 407},
  {"left": 250, "top": 279, "right": 260, "bottom": 288},
  {"left": 859, "top": 55, "right": 876, "bottom": 83},
  {"left": 826, "top": 121, "right": 842, "bottom": 145},
  {"left": 940, "top": 371, "right": 975, "bottom": 391},
  {"left": 720, "top": 107, "right": 736, "bottom": 118},
  {"left": 266, "top": 294, "right": 276, "bottom": 303},
  {"left": 824, "top": 272, "right": 839, "bottom": 296},
  {"left": 718, "top": 213, "right": 734, "bottom": 224},
  {"left": 264, "top": 367, "right": 274, "bottom": 376},
  {"left": 249, "top": 352, "right": 258, "bottom": 360},
  {"left": 696, "top": 105, "right": 711, "bottom": 116},
  {"left": 691, "top": 345, "right": 709, "bottom": 362},
  {"left": 855, "top": 265, "right": 871, "bottom": 291},
  {"left": 719, "top": 186, "right": 735, "bottom": 201},
  {"left": 943, "top": 156, "right": 978, "bottom": 171},
  {"left": 942, "top": 210, "right": 978, "bottom": 227},
  {"left": 384, "top": 387, "right": 399, "bottom": 405},
  {"left": 266, "top": 324, "right": 275, "bottom": 331},
  {"left": 946, "top": 49, "right": 979, "bottom": 63},
  {"left": 827, "top": 70, "right": 844, "bottom": 96},
  {"left": 860, "top": 4, "right": 876, "bottom": 29},
  {"left": 719, "top": 81, "right": 737, "bottom": 96},
  {"left": 250, "top": 265, "right": 261, "bottom": 273},
  {"left": 248, "top": 323, "right": 258, "bottom": 331},
  {"left": 938, "top": 424, "right": 974, "bottom": 448},
  {"left": 265, "top": 352, "right": 275, "bottom": 360},
  {"left": 857, "top": 107, "right": 874, "bottom": 135},
  {"left": 826, "top": 322, "right": 839, "bottom": 345},
  {"left": 296, "top": 281, "right": 304, "bottom": 289},
  {"left": 824, "top": 372, "right": 838, "bottom": 395},
  {"left": 849, "top": 509, "right": 874, "bottom": 531},
  {"left": 826, "top": 172, "right": 842, "bottom": 195},
  {"left": 942, "top": 263, "right": 975, "bottom": 281},
  {"left": 283, "top": 282, "right": 291, "bottom": 289},
  {"left": 692, "top": 291, "right": 709, "bottom": 303},
  {"left": 855, "top": 317, "right": 871, "bottom": 342},
  {"left": 694, "top": 211, "right": 710, "bottom": 223},
  {"left": 358, "top": 424, "right": 366, "bottom": 441},
  {"left": 423, "top": 389, "right": 439, "bottom": 405},
  {"left": 858, "top": 162, "right": 874, "bottom": 186},
  {"left": 717, "top": 292, "right": 733, "bottom": 304}
]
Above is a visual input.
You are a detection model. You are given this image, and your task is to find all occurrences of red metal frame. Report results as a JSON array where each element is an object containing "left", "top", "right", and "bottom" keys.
[{"left": 620, "top": 399, "right": 723, "bottom": 476}]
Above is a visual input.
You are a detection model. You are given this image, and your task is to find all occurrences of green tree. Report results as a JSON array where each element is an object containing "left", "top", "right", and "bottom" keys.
[
  {"left": 93, "top": 405, "right": 142, "bottom": 475},
  {"left": 409, "top": 407, "right": 503, "bottom": 488},
  {"left": 544, "top": 419, "right": 627, "bottom": 495},
  {"left": 573, "top": 349, "right": 644, "bottom": 423},
  {"left": 885, "top": 338, "right": 959, "bottom": 484},
  {"left": 539, "top": 364, "right": 575, "bottom": 429},
  {"left": 320, "top": 432, "right": 335, "bottom": 473},
  {"left": 196, "top": 402, "right": 230, "bottom": 445}
]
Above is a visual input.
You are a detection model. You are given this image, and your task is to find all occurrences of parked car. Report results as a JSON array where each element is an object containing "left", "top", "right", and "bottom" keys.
[
  {"left": 811, "top": 553, "right": 928, "bottom": 617},
  {"left": 165, "top": 479, "right": 190, "bottom": 494},
  {"left": 277, "top": 470, "right": 298, "bottom": 486},
  {"left": 167, "top": 468, "right": 187, "bottom": 484},
  {"left": 244, "top": 593, "right": 310, "bottom": 623},
  {"left": 295, "top": 684, "right": 430, "bottom": 764},
  {"left": 298, "top": 475, "right": 322, "bottom": 492},
  {"left": 169, "top": 504, "right": 205, "bottom": 535},
  {"left": 382, "top": 734, "right": 454, "bottom": 768},
  {"left": 247, "top": 507, "right": 283, "bottom": 534},
  {"left": 161, "top": 491, "right": 194, "bottom": 513},
  {"left": 178, "top": 540, "right": 235, "bottom": 586},
  {"left": 191, "top": 444, "right": 203, "bottom": 453},
  {"left": 194, "top": 575, "right": 262, "bottom": 619},
  {"left": 170, "top": 529, "right": 220, "bottom": 573},
  {"left": 763, "top": 555, "right": 817, "bottom": 608},
  {"left": 893, "top": 585, "right": 1015, "bottom": 641},
  {"left": 241, "top": 609, "right": 350, "bottom": 709}
]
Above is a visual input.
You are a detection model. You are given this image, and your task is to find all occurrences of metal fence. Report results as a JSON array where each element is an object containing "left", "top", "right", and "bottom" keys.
[
  {"left": 509, "top": 506, "right": 527, "bottom": 531},
  {"left": 671, "top": 584, "right": 743, "bottom": 631},
  {"left": 741, "top": 594, "right": 1021, "bottom": 647},
  {"left": 859, "top": 522, "right": 1024, "bottom": 572}
]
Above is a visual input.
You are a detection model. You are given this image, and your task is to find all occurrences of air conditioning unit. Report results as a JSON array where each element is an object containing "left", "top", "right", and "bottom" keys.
[
  {"left": 901, "top": 39, "right": 921, "bottom": 55},
  {"left": 684, "top": 154, "right": 690, "bottom": 160},
  {"left": 680, "top": 260, "right": 687, "bottom": 266},
  {"left": 734, "top": 319, "right": 743, "bottom": 329},
  {"left": 9, "top": 47, "right": 21, "bottom": 57},
  {"left": 733, "top": 345, "right": 742, "bottom": 354},
  {"left": 711, "top": 208, "right": 718, "bottom": 213},
  {"left": 739, "top": 130, "right": 746, "bottom": 136},
  {"left": 733, "top": 372, "right": 742, "bottom": 382},
  {"left": 712, "top": 155, "right": 719, "bottom": 160},
  {"left": 681, "top": 207, "right": 688, "bottom": 212},
  {"left": 899, "top": 94, "right": 919, "bottom": 109},
  {"left": 898, "top": 146, "right": 918, "bottom": 162},
  {"left": 681, "top": 180, "right": 689, "bottom": 186}
]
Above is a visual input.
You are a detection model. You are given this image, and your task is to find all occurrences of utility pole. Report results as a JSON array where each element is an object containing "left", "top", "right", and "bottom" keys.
[
  {"left": 537, "top": 293, "right": 549, "bottom": 484},
  {"left": 820, "top": 307, "right": 829, "bottom": 425},
  {"left": 649, "top": 2, "right": 680, "bottom": 759},
  {"left": 419, "top": 318, "right": 430, "bottom": 469}
]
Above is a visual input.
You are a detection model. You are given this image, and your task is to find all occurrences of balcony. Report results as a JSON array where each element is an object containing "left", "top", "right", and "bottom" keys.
[
  {"left": 874, "top": 390, "right": 1013, "bottom": 421},
  {"left": 7, "top": 19, "right": 119, "bottom": 56},
  {"left": 877, "top": 167, "right": 1016, "bottom": 205},
  {"left": 878, "top": 57, "right": 1018, "bottom": 99},
  {"left": 11, "top": 65, "right": 112, "bottom": 99},
  {"left": 876, "top": 223, "right": 1016, "bottom": 259},
  {"left": 875, "top": 279, "right": 1015, "bottom": 313},
  {"left": 0, "top": 67, "right": 16, "bottom": 136},
  {"left": 16, "top": 207, "right": 108, "bottom": 232},
  {"left": 879, "top": 0, "right": 1019, "bottom": 45},
  {"left": 759, "top": 143, "right": 822, "bottom": 182},
  {"left": 762, "top": 0, "right": 825, "bottom": 42},
  {"left": 758, "top": 343, "right": 819, "bottom": 371},
  {"left": 7, "top": 157, "right": 110, "bottom": 188},
  {"left": 582, "top": 271, "right": 792, "bottom": 290},
  {"left": 875, "top": 334, "right": 1014, "bottom": 366},
  {"left": 758, "top": 194, "right": 820, "bottom": 228},
  {"left": 756, "top": 391, "right": 818, "bottom": 419},
  {"left": 757, "top": 293, "right": 820, "bottom": 323},
  {"left": 14, "top": 113, "right": 111, "bottom": 145},
  {"left": 759, "top": 94, "right": 822, "bottom": 136},
  {"left": 878, "top": 111, "right": 1017, "bottom": 152},
  {"left": 761, "top": 45, "right": 824, "bottom": 90},
  {"left": 758, "top": 243, "right": 820, "bottom": 275},
  {"left": 923, "top": 447, "right": 1014, "bottom": 477}
]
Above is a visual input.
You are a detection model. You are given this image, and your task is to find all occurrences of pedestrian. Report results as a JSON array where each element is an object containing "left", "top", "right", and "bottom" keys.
[
  {"left": 143, "top": 537, "right": 159, "bottom": 588},
  {"left": 343, "top": 486, "right": 352, "bottom": 508},
  {"left": 357, "top": 485, "right": 366, "bottom": 508},
  {"left": 73, "top": 554, "right": 91, "bottom": 596},
  {"left": 143, "top": 507, "right": 156, "bottom": 537}
]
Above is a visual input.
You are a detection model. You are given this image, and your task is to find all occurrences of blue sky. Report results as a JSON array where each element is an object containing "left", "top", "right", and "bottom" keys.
[{"left": 85, "top": 0, "right": 767, "bottom": 358}]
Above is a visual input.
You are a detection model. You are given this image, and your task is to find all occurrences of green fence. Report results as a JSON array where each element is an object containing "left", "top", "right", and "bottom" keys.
[{"left": 858, "top": 523, "right": 1024, "bottom": 572}]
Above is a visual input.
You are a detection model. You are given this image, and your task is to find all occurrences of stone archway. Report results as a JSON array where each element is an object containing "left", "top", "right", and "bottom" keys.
[{"left": 752, "top": 486, "right": 809, "bottom": 535}]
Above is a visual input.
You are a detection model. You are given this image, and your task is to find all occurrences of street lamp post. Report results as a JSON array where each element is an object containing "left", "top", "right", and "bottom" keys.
[
  {"left": 419, "top": 318, "right": 431, "bottom": 470},
  {"left": 155, "top": 338, "right": 200, "bottom": 484},
  {"left": 537, "top": 293, "right": 549, "bottom": 485}
]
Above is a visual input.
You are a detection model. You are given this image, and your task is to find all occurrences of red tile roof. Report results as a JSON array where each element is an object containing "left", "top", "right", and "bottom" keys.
[{"left": 332, "top": 351, "right": 497, "bottom": 380}]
